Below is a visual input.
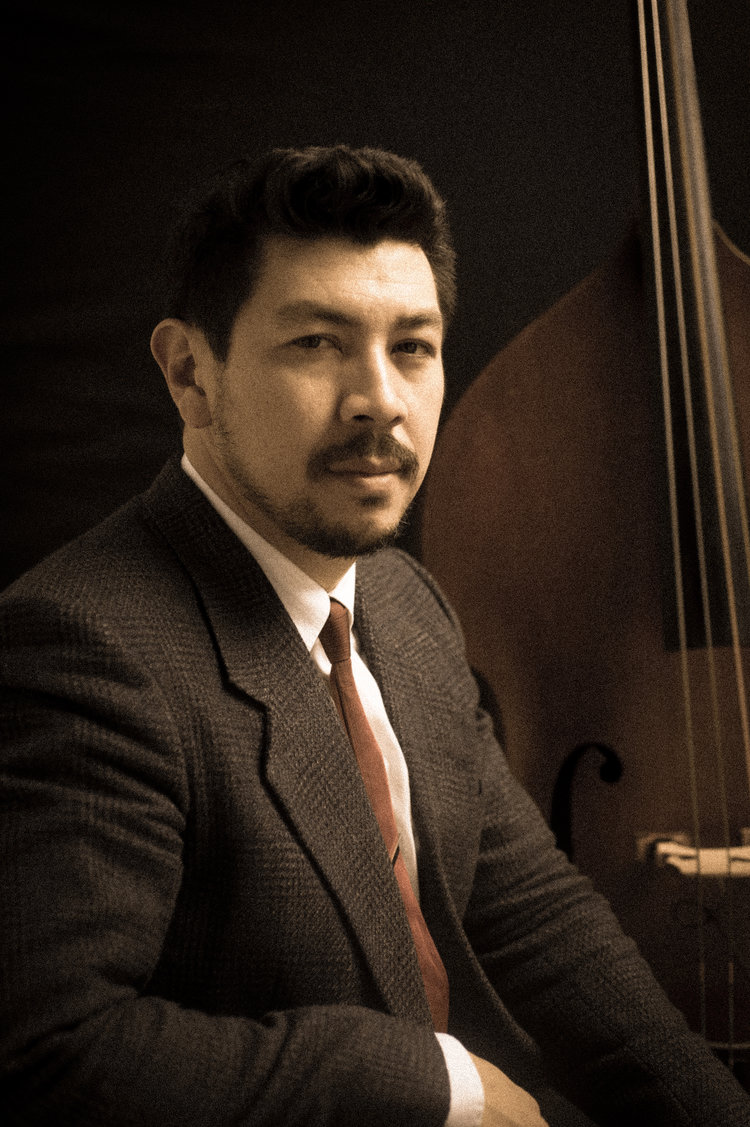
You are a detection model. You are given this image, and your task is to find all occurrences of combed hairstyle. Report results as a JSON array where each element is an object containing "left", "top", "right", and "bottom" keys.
[{"left": 162, "top": 144, "right": 456, "bottom": 360}]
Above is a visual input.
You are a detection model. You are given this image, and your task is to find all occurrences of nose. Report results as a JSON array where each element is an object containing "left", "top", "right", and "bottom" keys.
[{"left": 339, "top": 346, "right": 407, "bottom": 427}]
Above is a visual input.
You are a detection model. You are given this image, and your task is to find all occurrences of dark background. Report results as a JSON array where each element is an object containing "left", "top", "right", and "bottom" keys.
[{"left": 3, "top": 0, "right": 749, "bottom": 587}]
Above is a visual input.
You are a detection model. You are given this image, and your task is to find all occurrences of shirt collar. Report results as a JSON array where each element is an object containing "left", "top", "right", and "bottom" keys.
[{"left": 181, "top": 454, "right": 356, "bottom": 652}]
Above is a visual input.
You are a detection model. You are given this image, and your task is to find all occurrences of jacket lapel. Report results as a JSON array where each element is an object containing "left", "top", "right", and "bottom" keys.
[
  {"left": 140, "top": 461, "right": 432, "bottom": 1024},
  {"left": 354, "top": 556, "right": 480, "bottom": 945},
  {"left": 354, "top": 556, "right": 449, "bottom": 862}
]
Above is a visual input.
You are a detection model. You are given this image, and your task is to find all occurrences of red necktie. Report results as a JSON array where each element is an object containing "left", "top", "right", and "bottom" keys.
[{"left": 319, "top": 598, "right": 449, "bottom": 1032}]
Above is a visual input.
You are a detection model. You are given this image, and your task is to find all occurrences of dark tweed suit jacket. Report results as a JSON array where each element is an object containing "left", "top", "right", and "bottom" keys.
[{"left": 1, "top": 459, "right": 748, "bottom": 1127}]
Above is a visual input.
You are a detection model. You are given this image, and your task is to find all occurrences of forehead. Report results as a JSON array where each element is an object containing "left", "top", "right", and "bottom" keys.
[{"left": 249, "top": 235, "right": 442, "bottom": 324}]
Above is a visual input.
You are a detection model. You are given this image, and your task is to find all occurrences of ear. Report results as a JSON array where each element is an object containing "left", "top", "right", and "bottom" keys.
[{"left": 150, "top": 318, "right": 215, "bottom": 429}]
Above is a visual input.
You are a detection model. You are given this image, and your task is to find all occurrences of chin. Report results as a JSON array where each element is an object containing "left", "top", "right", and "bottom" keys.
[
  {"left": 302, "top": 515, "right": 405, "bottom": 560},
  {"left": 274, "top": 493, "right": 411, "bottom": 561}
]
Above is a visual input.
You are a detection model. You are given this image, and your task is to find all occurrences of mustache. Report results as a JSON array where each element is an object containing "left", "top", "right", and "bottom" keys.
[{"left": 309, "top": 432, "right": 420, "bottom": 480}]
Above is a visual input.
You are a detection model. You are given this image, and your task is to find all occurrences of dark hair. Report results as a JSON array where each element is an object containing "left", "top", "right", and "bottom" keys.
[{"left": 162, "top": 144, "right": 456, "bottom": 360}]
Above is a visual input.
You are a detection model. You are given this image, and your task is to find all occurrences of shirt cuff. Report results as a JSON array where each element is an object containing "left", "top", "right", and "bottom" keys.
[{"left": 435, "top": 1032, "right": 485, "bottom": 1127}]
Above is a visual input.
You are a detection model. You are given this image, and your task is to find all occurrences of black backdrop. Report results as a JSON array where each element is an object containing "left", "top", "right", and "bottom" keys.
[{"left": 3, "top": 0, "right": 749, "bottom": 588}]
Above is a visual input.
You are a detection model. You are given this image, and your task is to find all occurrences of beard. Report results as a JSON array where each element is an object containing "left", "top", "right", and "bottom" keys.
[{"left": 216, "top": 428, "right": 420, "bottom": 560}]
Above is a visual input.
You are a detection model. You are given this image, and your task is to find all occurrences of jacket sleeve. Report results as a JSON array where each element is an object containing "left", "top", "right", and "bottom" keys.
[
  {"left": 462, "top": 705, "right": 750, "bottom": 1127},
  {"left": 0, "top": 592, "right": 450, "bottom": 1127}
]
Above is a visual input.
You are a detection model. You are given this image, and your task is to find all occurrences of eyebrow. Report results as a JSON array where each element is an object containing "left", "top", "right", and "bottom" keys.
[{"left": 274, "top": 300, "right": 443, "bottom": 332}]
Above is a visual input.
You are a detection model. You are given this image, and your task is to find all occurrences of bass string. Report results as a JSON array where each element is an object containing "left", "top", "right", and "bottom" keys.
[
  {"left": 670, "top": 0, "right": 750, "bottom": 1066},
  {"left": 668, "top": 0, "right": 750, "bottom": 809},
  {"left": 716, "top": 220, "right": 750, "bottom": 805},
  {"left": 665, "top": 0, "right": 741, "bottom": 1064},
  {"left": 639, "top": 0, "right": 707, "bottom": 1040}
]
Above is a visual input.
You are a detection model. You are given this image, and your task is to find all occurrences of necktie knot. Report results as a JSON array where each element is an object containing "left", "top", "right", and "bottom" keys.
[{"left": 319, "top": 598, "right": 351, "bottom": 665}]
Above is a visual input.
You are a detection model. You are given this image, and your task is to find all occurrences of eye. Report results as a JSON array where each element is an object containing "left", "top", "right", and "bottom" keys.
[
  {"left": 290, "top": 334, "right": 342, "bottom": 354},
  {"left": 293, "top": 334, "right": 325, "bottom": 349},
  {"left": 394, "top": 340, "right": 435, "bottom": 357}
]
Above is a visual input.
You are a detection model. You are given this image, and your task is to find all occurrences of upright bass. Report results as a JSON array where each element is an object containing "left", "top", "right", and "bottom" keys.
[{"left": 422, "top": 0, "right": 750, "bottom": 1079}]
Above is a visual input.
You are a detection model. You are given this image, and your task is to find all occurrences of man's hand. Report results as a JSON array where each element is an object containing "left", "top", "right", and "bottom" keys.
[{"left": 468, "top": 1054, "right": 550, "bottom": 1127}]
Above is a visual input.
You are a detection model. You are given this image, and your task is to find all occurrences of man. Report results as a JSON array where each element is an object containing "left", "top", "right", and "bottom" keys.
[{"left": 0, "top": 145, "right": 747, "bottom": 1127}]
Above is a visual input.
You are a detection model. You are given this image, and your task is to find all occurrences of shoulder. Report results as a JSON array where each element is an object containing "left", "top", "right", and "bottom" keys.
[
  {"left": 0, "top": 469, "right": 212, "bottom": 771},
  {"left": 1, "top": 498, "right": 173, "bottom": 629},
  {"left": 0, "top": 459, "right": 216, "bottom": 628},
  {"left": 355, "top": 548, "right": 474, "bottom": 693},
  {"left": 357, "top": 547, "right": 465, "bottom": 633},
  {"left": 0, "top": 465, "right": 210, "bottom": 682}
]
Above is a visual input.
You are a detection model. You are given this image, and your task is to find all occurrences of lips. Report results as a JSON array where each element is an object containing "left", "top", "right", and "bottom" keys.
[{"left": 326, "top": 457, "right": 402, "bottom": 476}]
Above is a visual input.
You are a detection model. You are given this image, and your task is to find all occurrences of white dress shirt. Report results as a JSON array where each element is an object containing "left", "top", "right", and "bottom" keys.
[{"left": 181, "top": 455, "right": 484, "bottom": 1127}]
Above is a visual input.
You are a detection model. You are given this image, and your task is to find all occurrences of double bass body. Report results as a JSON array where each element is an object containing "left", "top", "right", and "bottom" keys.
[
  {"left": 422, "top": 227, "right": 750, "bottom": 1054},
  {"left": 421, "top": 0, "right": 750, "bottom": 1065}
]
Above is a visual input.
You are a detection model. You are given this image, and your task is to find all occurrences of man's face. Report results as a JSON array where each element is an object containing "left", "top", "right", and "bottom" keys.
[{"left": 188, "top": 235, "right": 445, "bottom": 583}]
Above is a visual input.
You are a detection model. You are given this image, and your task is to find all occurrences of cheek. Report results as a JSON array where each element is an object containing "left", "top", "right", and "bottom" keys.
[
  {"left": 235, "top": 384, "right": 316, "bottom": 445},
  {"left": 252, "top": 396, "right": 333, "bottom": 479},
  {"left": 413, "top": 385, "right": 444, "bottom": 453},
  {"left": 263, "top": 377, "right": 333, "bottom": 430}
]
